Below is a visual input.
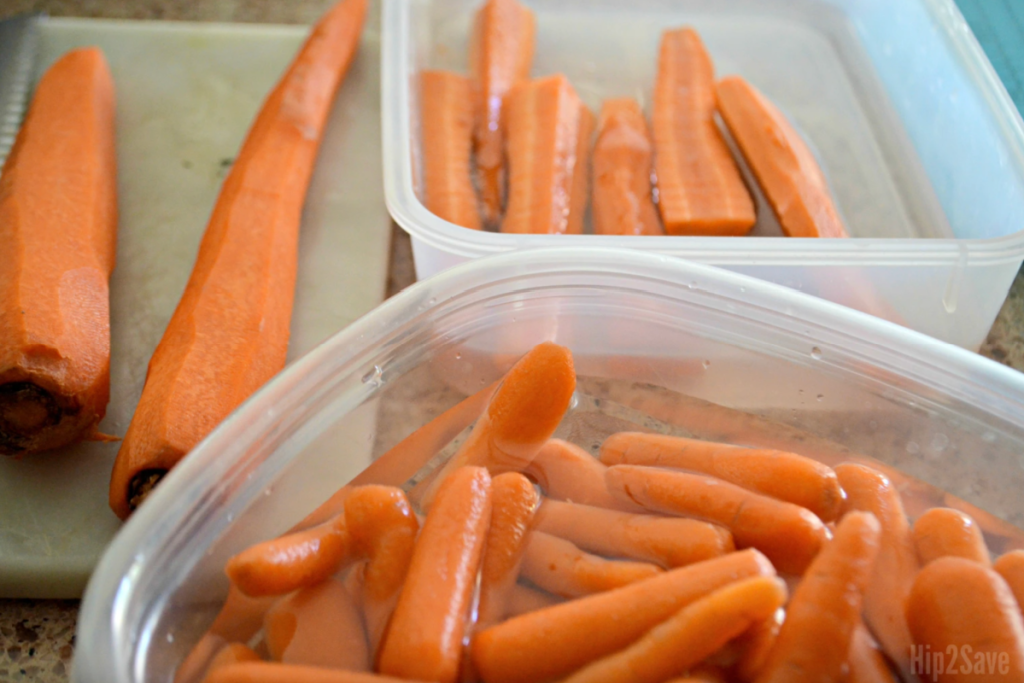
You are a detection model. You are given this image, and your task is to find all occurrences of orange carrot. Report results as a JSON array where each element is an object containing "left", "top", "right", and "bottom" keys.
[
  {"left": 912, "top": 507, "right": 990, "bottom": 566},
  {"left": 715, "top": 76, "right": 847, "bottom": 238},
  {"left": 606, "top": 465, "right": 828, "bottom": 574},
  {"left": 591, "top": 98, "right": 662, "bottom": 236},
  {"left": 525, "top": 439, "right": 641, "bottom": 512},
  {"left": 263, "top": 579, "right": 369, "bottom": 670},
  {"left": 666, "top": 666, "right": 728, "bottom": 683},
  {"left": 651, "top": 28, "right": 754, "bottom": 235},
  {"left": 731, "top": 615, "right": 782, "bottom": 682},
  {"left": 108, "top": 0, "right": 368, "bottom": 518},
  {"left": 600, "top": 432, "right": 843, "bottom": 522},
  {"left": 0, "top": 47, "right": 116, "bottom": 455},
  {"left": 201, "top": 644, "right": 261, "bottom": 683},
  {"left": 378, "top": 467, "right": 492, "bottom": 683},
  {"left": 848, "top": 623, "right": 897, "bottom": 683},
  {"left": 505, "top": 583, "right": 561, "bottom": 617},
  {"left": 906, "top": 557, "right": 1024, "bottom": 682},
  {"left": 205, "top": 662, "right": 431, "bottom": 683},
  {"left": 471, "top": 548, "right": 776, "bottom": 683},
  {"left": 469, "top": 0, "right": 535, "bottom": 225},
  {"left": 996, "top": 551, "right": 1024, "bottom": 614},
  {"left": 534, "top": 499, "right": 733, "bottom": 568},
  {"left": 501, "top": 74, "right": 594, "bottom": 234},
  {"left": 563, "top": 576, "right": 787, "bottom": 683}
]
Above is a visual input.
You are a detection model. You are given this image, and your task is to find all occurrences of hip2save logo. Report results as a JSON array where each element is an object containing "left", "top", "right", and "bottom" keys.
[{"left": 911, "top": 644, "right": 1012, "bottom": 680}]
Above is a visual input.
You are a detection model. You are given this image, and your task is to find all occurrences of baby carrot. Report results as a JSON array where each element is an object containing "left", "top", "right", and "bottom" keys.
[
  {"left": 731, "top": 615, "right": 781, "bottom": 682},
  {"left": 263, "top": 579, "right": 369, "bottom": 670},
  {"left": 205, "top": 663, "right": 430, "bottom": 683},
  {"left": 600, "top": 432, "right": 843, "bottom": 522},
  {"left": 505, "top": 583, "right": 561, "bottom": 617},
  {"left": 471, "top": 548, "right": 776, "bottom": 683},
  {"left": 526, "top": 439, "right": 641, "bottom": 512},
  {"left": 906, "top": 557, "right": 1024, "bottom": 682},
  {"left": 591, "top": 98, "right": 662, "bottom": 236},
  {"left": 913, "top": 507, "right": 990, "bottom": 566},
  {"left": 996, "top": 551, "right": 1024, "bottom": 613},
  {"left": 652, "top": 27, "right": 754, "bottom": 235},
  {"left": 606, "top": 465, "right": 828, "bottom": 574},
  {"left": 520, "top": 531, "right": 663, "bottom": 598},
  {"left": 564, "top": 576, "right": 788, "bottom": 683},
  {"left": 108, "top": 0, "right": 368, "bottom": 518},
  {"left": 378, "top": 467, "right": 492, "bottom": 683},
  {"left": 715, "top": 75, "right": 847, "bottom": 238},
  {"left": 201, "top": 644, "right": 261, "bottom": 683},
  {"left": 848, "top": 623, "right": 897, "bottom": 683},
  {"left": 0, "top": 48, "right": 116, "bottom": 455},
  {"left": 477, "top": 472, "right": 540, "bottom": 627},
  {"left": 754, "top": 511, "right": 881, "bottom": 683}
]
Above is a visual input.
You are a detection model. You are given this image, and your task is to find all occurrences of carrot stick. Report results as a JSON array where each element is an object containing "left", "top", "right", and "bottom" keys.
[
  {"left": 505, "top": 583, "right": 561, "bottom": 617},
  {"left": 526, "top": 439, "right": 641, "bottom": 512},
  {"left": 108, "top": 0, "right": 368, "bottom": 518},
  {"left": 996, "top": 551, "right": 1024, "bottom": 614},
  {"left": 564, "top": 576, "right": 787, "bottom": 683},
  {"left": 651, "top": 28, "right": 754, "bottom": 236},
  {"left": 478, "top": 472, "right": 540, "bottom": 627},
  {"left": 534, "top": 498, "right": 733, "bottom": 568},
  {"left": 501, "top": 74, "right": 595, "bottom": 234},
  {"left": 906, "top": 557, "right": 1024, "bottom": 682},
  {"left": 754, "top": 511, "right": 881, "bottom": 683},
  {"left": 205, "top": 662, "right": 431, "bottom": 683},
  {"left": 591, "top": 98, "right": 662, "bottom": 236},
  {"left": 201, "top": 644, "right": 262, "bottom": 683},
  {"left": 848, "top": 623, "right": 897, "bottom": 683},
  {"left": 912, "top": 507, "right": 990, "bottom": 566},
  {"left": 0, "top": 47, "right": 116, "bottom": 455},
  {"left": 600, "top": 432, "right": 843, "bottom": 522},
  {"left": 378, "top": 467, "right": 492, "bottom": 683},
  {"left": 471, "top": 548, "right": 776, "bottom": 683},
  {"left": 715, "top": 75, "right": 847, "bottom": 238},
  {"left": 606, "top": 465, "right": 828, "bottom": 574},
  {"left": 731, "top": 615, "right": 782, "bottom": 682},
  {"left": 470, "top": 0, "right": 535, "bottom": 226}
]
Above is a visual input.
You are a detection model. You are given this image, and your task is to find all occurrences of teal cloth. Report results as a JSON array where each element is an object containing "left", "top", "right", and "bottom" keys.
[{"left": 956, "top": 0, "right": 1024, "bottom": 113}]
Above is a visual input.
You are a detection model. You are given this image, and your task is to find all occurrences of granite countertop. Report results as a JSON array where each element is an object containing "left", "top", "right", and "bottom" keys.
[{"left": 2, "top": 1, "right": 1024, "bottom": 681}]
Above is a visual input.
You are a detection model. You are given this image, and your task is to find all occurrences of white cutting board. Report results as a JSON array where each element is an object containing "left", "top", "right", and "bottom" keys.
[{"left": 0, "top": 15, "right": 390, "bottom": 598}]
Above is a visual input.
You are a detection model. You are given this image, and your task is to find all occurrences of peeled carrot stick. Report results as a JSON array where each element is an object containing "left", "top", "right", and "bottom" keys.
[
  {"left": 591, "top": 98, "right": 662, "bottom": 236},
  {"left": 996, "top": 551, "right": 1024, "bottom": 613},
  {"left": 201, "top": 644, "right": 261, "bottom": 683},
  {"left": 469, "top": 0, "right": 535, "bottom": 225},
  {"left": 477, "top": 472, "right": 540, "bottom": 627},
  {"left": 564, "top": 576, "right": 787, "bottom": 683},
  {"left": 505, "top": 583, "right": 561, "bottom": 617},
  {"left": 651, "top": 28, "right": 754, "bottom": 236},
  {"left": 848, "top": 623, "right": 897, "bottom": 683},
  {"left": 715, "top": 76, "right": 847, "bottom": 238},
  {"left": 731, "top": 616, "right": 781, "bottom": 682},
  {"left": 913, "top": 507, "right": 990, "bottom": 566},
  {"left": 600, "top": 432, "right": 843, "bottom": 522},
  {"left": 525, "top": 439, "right": 641, "bottom": 512},
  {"left": 906, "top": 557, "right": 1024, "bottom": 682},
  {"left": 501, "top": 74, "right": 594, "bottom": 234},
  {"left": 420, "top": 70, "right": 481, "bottom": 230},
  {"left": 606, "top": 465, "right": 828, "bottom": 574},
  {"left": 471, "top": 548, "right": 776, "bottom": 683},
  {"left": 754, "top": 511, "right": 881, "bottom": 683},
  {"left": 108, "top": 0, "right": 368, "bottom": 518},
  {"left": 263, "top": 579, "right": 369, "bottom": 670},
  {"left": 520, "top": 531, "right": 663, "bottom": 598},
  {"left": 205, "top": 663, "right": 430, "bottom": 683},
  {"left": 378, "top": 467, "right": 492, "bottom": 683},
  {"left": 534, "top": 499, "right": 733, "bottom": 568},
  {"left": 0, "top": 48, "right": 116, "bottom": 455}
]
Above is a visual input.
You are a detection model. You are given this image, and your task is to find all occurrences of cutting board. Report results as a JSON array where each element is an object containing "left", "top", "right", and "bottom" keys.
[{"left": 0, "top": 15, "right": 391, "bottom": 598}]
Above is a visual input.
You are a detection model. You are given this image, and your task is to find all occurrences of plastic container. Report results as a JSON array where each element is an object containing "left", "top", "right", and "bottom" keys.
[
  {"left": 76, "top": 247, "right": 1024, "bottom": 682},
  {"left": 381, "top": 0, "right": 1024, "bottom": 350}
]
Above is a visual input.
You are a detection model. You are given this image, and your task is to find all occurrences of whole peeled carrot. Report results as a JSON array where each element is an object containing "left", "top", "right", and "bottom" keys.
[
  {"left": 205, "top": 663, "right": 431, "bottom": 683},
  {"left": 264, "top": 578, "right": 369, "bottom": 670},
  {"left": 912, "top": 507, "right": 990, "bottom": 566},
  {"left": 108, "top": 0, "right": 368, "bottom": 518},
  {"left": 0, "top": 48, "right": 116, "bottom": 455},
  {"left": 526, "top": 439, "right": 641, "bottom": 512},
  {"left": 996, "top": 551, "right": 1024, "bottom": 613},
  {"left": 478, "top": 472, "right": 540, "bottom": 626},
  {"left": 848, "top": 623, "right": 897, "bottom": 683}
]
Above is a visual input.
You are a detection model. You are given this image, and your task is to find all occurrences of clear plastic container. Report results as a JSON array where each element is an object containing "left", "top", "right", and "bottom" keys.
[
  {"left": 76, "top": 247, "right": 1024, "bottom": 682},
  {"left": 381, "top": 0, "right": 1024, "bottom": 350}
]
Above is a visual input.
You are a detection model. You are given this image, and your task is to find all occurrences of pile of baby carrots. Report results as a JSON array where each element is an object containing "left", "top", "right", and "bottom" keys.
[
  {"left": 420, "top": 0, "right": 847, "bottom": 239},
  {"left": 178, "top": 341, "right": 1024, "bottom": 683}
]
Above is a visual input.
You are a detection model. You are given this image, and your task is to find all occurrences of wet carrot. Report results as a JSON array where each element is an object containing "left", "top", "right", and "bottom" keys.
[
  {"left": 205, "top": 663, "right": 430, "bottom": 683},
  {"left": 906, "top": 557, "right": 1024, "bottom": 682},
  {"left": 525, "top": 439, "right": 641, "bottom": 512},
  {"left": 731, "top": 615, "right": 782, "bottom": 682},
  {"left": 263, "top": 579, "right": 369, "bottom": 670},
  {"left": 471, "top": 548, "right": 776, "bottom": 683},
  {"left": 505, "top": 583, "right": 561, "bottom": 617},
  {"left": 651, "top": 28, "right": 754, "bottom": 235},
  {"left": 0, "top": 48, "right": 116, "bottom": 455},
  {"left": 108, "top": 0, "right": 368, "bottom": 518},
  {"left": 591, "top": 98, "right": 662, "bottom": 236},
  {"left": 715, "top": 76, "right": 847, "bottom": 238},
  {"left": 564, "top": 576, "right": 787, "bottom": 683},
  {"left": 501, "top": 74, "right": 594, "bottom": 234},
  {"left": 378, "top": 467, "right": 492, "bottom": 683},
  {"left": 754, "top": 511, "right": 881, "bottom": 683},
  {"left": 600, "top": 432, "right": 843, "bottom": 521},
  {"left": 606, "top": 465, "right": 828, "bottom": 574},
  {"left": 469, "top": 0, "right": 535, "bottom": 225},
  {"left": 848, "top": 623, "right": 897, "bottom": 683},
  {"left": 996, "top": 551, "right": 1024, "bottom": 614},
  {"left": 913, "top": 507, "right": 990, "bottom": 566},
  {"left": 201, "top": 644, "right": 261, "bottom": 683}
]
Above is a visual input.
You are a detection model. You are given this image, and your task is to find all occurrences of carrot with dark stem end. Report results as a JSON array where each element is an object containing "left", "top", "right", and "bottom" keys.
[
  {"left": 505, "top": 583, "right": 561, "bottom": 617},
  {"left": 848, "top": 623, "right": 897, "bottom": 683},
  {"left": 912, "top": 507, "right": 990, "bottom": 566},
  {"left": 996, "top": 551, "right": 1024, "bottom": 614},
  {"left": 108, "top": 0, "right": 368, "bottom": 518},
  {"left": 525, "top": 439, "right": 641, "bottom": 512},
  {"left": 205, "top": 663, "right": 432, "bottom": 683}
]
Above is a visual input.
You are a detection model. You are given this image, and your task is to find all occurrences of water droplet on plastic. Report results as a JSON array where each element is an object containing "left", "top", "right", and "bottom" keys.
[
  {"left": 454, "top": 352, "right": 462, "bottom": 360},
  {"left": 810, "top": 347, "right": 823, "bottom": 360},
  {"left": 739, "top": 286, "right": 746, "bottom": 293},
  {"left": 930, "top": 433, "right": 950, "bottom": 452},
  {"left": 429, "top": 298, "right": 437, "bottom": 306},
  {"left": 361, "top": 365, "right": 384, "bottom": 387},
  {"left": 688, "top": 281, "right": 698, "bottom": 290},
  {"left": 816, "top": 394, "right": 824, "bottom": 402},
  {"left": 701, "top": 359, "right": 711, "bottom": 369},
  {"left": 906, "top": 441, "right": 920, "bottom": 455},
  {"left": 982, "top": 432, "right": 997, "bottom": 444},
  {"left": 569, "top": 393, "right": 579, "bottom": 410},
  {"left": 166, "top": 633, "right": 174, "bottom": 643},
  {"left": 226, "top": 512, "right": 235, "bottom": 523}
]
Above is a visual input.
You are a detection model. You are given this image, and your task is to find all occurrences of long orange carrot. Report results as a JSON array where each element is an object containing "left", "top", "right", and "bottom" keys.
[
  {"left": 205, "top": 663, "right": 431, "bottom": 683},
  {"left": 591, "top": 98, "right": 662, "bottom": 236},
  {"left": 606, "top": 465, "right": 828, "bottom": 574},
  {"left": 378, "top": 467, "right": 492, "bottom": 683},
  {"left": 108, "top": 0, "right": 368, "bottom": 518},
  {"left": 848, "top": 623, "right": 897, "bottom": 683},
  {"left": 600, "top": 432, "right": 843, "bottom": 521},
  {"left": 501, "top": 74, "right": 594, "bottom": 234},
  {"left": 996, "top": 551, "right": 1024, "bottom": 614},
  {"left": 0, "top": 47, "right": 116, "bottom": 455},
  {"left": 715, "top": 76, "right": 847, "bottom": 238},
  {"left": 912, "top": 507, "right": 990, "bottom": 566},
  {"left": 651, "top": 28, "right": 754, "bottom": 235},
  {"left": 471, "top": 549, "right": 776, "bottom": 683},
  {"left": 505, "top": 583, "right": 561, "bottom": 617},
  {"left": 525, "top": 439, "right": 641, "bottom": 512}
]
